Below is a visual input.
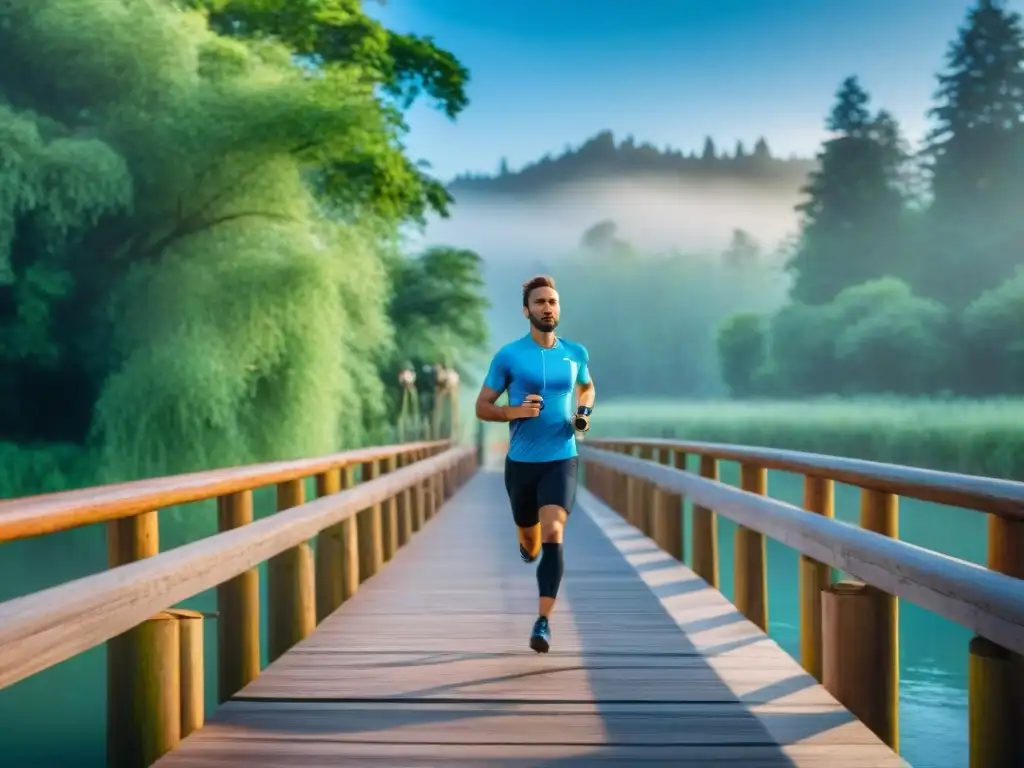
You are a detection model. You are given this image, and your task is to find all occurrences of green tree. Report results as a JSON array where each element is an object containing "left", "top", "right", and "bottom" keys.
[
  {"left": 388, "top": 245, "right": 489, "bottom": 376},
  {"left": 786, "top": 77, "right": 910, "bottom": 304},
  {"left": 715, "top": 313, "right": 767, "bottom": 397},
  {"left": 0, "top": 0, "right": 474, "bottom": 487},
  {"left": 830, "top": 279, "right": 950, "bottom": 394},
  {"left": 961, "top": 268, "right": 1024, "bottom": 393},
  {"left": 186, "top": 0, "right": 470, "bottom": 224},
  {"left": 922, "top": 0, "right": 1024, "bottom": 306}
]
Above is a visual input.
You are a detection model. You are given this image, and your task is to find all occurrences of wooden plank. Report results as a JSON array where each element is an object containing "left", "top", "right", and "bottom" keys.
[{"left": 156, "top": 471, "right": 906, "bottom": 767}]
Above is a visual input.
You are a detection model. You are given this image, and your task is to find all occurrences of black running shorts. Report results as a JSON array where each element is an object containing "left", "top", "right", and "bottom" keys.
[{"left": 503, "top": 456, "right": 579, "bottom": 529}]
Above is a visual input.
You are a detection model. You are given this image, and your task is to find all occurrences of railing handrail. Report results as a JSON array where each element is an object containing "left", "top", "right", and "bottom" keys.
[
  {"left": 0, "top": 439, "right": 450, "bottom": 543},
  {"left": 0, "top": 445, "right": 473, "bottom": 690},
  {"left": 580, "top": 445, "right": 1024, "bottom": 655},
  {"left": 589, "top": 437, "right": 1024, "bottom": 520}
]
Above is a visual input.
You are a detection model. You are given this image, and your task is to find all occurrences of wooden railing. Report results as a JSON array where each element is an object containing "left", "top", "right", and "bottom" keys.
[
  {"left": 580, "top": 438, "right": 1024, "bottom": 768},
  {"left": 0, "top": 439, "right": 477, "bottom": 768}
]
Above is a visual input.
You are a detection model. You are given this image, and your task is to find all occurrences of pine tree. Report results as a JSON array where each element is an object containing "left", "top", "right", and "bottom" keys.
[
  {"left": 922, "top": 0, "right": 1024, "bottom": 306},
  {"left": 786, "top": 77, "right": 910, "bottom": 304}
]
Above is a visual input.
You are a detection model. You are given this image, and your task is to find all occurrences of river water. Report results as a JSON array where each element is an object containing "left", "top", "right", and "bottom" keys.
[{"left": 0, "top": 463, "right": 981, "bottom": 767}]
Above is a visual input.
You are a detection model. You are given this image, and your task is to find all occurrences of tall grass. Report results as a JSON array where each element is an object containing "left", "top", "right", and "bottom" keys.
[{"left": 586, "top": 397, "right": 1024, "bottom": 480}]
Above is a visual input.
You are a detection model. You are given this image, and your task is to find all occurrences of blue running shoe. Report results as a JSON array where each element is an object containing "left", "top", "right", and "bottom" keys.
[{"left": 529, "top": 616, "right": 551, "bottom": 654}]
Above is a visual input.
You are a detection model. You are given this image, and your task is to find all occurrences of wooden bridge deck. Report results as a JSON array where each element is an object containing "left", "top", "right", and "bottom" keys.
[{"left": 155, "top": 471, "right": 907, "bottom": 767}]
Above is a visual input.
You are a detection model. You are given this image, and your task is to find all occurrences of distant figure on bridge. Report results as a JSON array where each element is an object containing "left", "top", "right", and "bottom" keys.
[{"left": 474, "top": 274, "right": 596, "bottom": 653}]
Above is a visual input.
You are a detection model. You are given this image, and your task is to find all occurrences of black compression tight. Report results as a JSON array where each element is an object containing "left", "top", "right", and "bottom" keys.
[{"left": 536, "top": 542, "right": 564, "bottom": 599}]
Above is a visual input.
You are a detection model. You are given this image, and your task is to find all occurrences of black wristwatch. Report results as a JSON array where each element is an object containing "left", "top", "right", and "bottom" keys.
[{"left": 576, "top": 406, "right": 593, "bottom": 417}]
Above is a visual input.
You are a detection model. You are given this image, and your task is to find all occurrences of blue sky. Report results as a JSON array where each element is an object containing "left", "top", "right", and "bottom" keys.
[{"left": 370, "top": 0, "right": 1016, "bottom": 180}]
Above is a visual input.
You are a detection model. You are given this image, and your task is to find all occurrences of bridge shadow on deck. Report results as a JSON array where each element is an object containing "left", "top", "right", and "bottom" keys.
[{"left": 154, "top": 471, "right": 902, "bottom": 767}]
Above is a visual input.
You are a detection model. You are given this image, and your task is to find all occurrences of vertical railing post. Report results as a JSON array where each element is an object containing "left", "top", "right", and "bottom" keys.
[
  {"left": 166, "top": 609, "right": 204, "bottom": 739},
  {"left": 357, "top": 459, "right": 384, "bottom": 583},
  {"left": 314, "top": 468, "right": 343, "bottom": 623},
  {"left": 799, "top": 476, "right": 834, "bottom": 681},
  {"left": 853, "top": 489, "right": 899, "bottom": 750},
  {"left": 381, "top": 453, "right": 399, "bottom": 562},
  {"left": 822, "top": 580, "right": 894, "bottom": 748},
  {"left": 106, "top": 511, "right": 181, "bottom": 768},
  {"left": 268, "top": 479, "right": 316, "bottom": 663},
  {"left": 397, "top": 452, "right": 414, "bottom": 548},
  {"left": 969, "top": 515, "right": 1024, "bottom": 767},
  {"left": 217, "top": 491, "right": 259, "bottom": 703},
  {"left": 692, "top": 455, "right": 719, "bottom": 588},
  {"left": 735, "top": 464, "right": 768, "bottom": 631}
]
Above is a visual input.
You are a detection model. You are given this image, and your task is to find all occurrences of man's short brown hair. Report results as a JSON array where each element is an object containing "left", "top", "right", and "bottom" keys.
[{"left": 522, "top": 274, "right": 556, "bottom": 306}]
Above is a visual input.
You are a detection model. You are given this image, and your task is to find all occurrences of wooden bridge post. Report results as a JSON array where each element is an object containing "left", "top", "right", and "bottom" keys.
[
  {"left": 268, "top": 479, "right": 316, "bottom": 663},
  {"left": 637, "top": 444, "right": 655, "bottom": 536},
  {"left": 735, "top": 464, "right": 768, "bottom": 630},
  {"left": 857, "top": 488, "right": 899, "bottom": 751},
  {"left": 799, "top": 476, "right": 834, "bottom": 681},
  {"left": 625, "top": 445, "right": 640, "bottom": 527},
  {"left": 106, "top": 511, "right": 182, "bottom": 768},
  {"left": 314, "top": 468, "right": 343, "bottom": 623},
  {"left": 357, "top": 459, "right": 384, "bottom": 581},
  {"left": 165, "top": 609, "right": 204, "bottom": 739},
  {"left": 107, "top": 609, "right": 181, "bottom": 768},
  {"left": 397, "top": 452, "right": 414, "bottom": 548},
  {"left": 969, "top": 515, "right": 1024, "bottom": 767},
  {"left": 412, "top": 450, "right": 427, "bottom": 531},
  {"left": 659, "top": 448, "right": 684, "bottom": 561},
  {"left": 692, "top": 455, "right": 720, "bottom": 588},
  {"left": 822, "top": 581, "right": 895, "bottom": 749},
  {"left": 216, "top": 491, "right": 260, "bottom": 702},
  {"left": 381, "top": 454, "right": 399, "bottom": 562}
]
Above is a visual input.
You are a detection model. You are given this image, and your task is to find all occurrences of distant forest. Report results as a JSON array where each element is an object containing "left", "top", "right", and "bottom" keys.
[
  {"left": 448, "top": 130, "right": 816, "bottom": 195},
  {"left": 465, "top": 0, "right": 1024, "bottom": 404}
]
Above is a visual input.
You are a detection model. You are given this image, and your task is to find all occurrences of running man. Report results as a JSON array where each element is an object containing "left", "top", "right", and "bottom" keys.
[{"left": 474, "top": 274, "right": 596, "bottom": 653}]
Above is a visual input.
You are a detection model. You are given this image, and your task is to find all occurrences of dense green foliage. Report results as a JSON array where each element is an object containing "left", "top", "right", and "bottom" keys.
[
  {"left": 0, "top": 0, "right": 487, "bottom": 495},
  {"left": 717, "top": 0, "right": 1024, "bottom": 399}
]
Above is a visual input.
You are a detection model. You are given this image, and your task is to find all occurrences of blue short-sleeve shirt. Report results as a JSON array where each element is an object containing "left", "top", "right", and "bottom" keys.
[{"left": 483, "top": 334, "right": 592, "bottom": 463}]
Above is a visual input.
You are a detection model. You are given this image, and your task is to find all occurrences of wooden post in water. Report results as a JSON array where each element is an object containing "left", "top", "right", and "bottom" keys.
[
  {"left": 969, "top": 514, "right": 1024, "bottom": 767},
  {"left": 314, "top": 468, "right": 343, "bottom": 623},
  {"left": 858, "top": 488, "right": 899, "bottom": 751},
  {"left": 357, "top": 460, "right": 384, "bottom": 582},
  {"left": 268, "top": 479, "right": 315, "bottom": 663},
  {"left": 166, "top": 609, "right": 204, "bottom": 738},
  {"left": 822, "top": 580, "right": 895, "bottom": 749},
  {"left": 107, "top": 511, "right": 182, "bottom": 768},
  {"left": 692, "top": 455, "right": 719, "bottom": 588},
  {"left": 735, "top": 464, "right": 768, "bottom": 631},
  {"left": 799, "top": 476, "right": 834, "bottom": 681},
  {"left": 216, "top": 491, "right": 259, "bottom": 703}
]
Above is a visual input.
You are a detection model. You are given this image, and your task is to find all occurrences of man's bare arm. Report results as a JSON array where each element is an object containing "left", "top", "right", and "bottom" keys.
[
  {"left": 476, "top": 386, "right": 511, "bottom": 422},
  {"left": 576, "top": 380, "right": 596, "bottom": 409}
]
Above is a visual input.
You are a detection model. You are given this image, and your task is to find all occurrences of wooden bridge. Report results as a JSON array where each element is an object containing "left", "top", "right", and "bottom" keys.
[{"left": 1, "top": 436, "right": 1023, "bottom": 767}]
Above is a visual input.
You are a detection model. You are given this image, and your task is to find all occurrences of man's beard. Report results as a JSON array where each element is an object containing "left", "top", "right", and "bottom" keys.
[{"left": 528, "top": 311, "right": 558, "bottom": 333}]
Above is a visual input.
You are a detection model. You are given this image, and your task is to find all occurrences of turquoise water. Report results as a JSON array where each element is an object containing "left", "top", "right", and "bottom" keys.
[{"left": 0, "top": 465, "right": 982, "bottom": 767}]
